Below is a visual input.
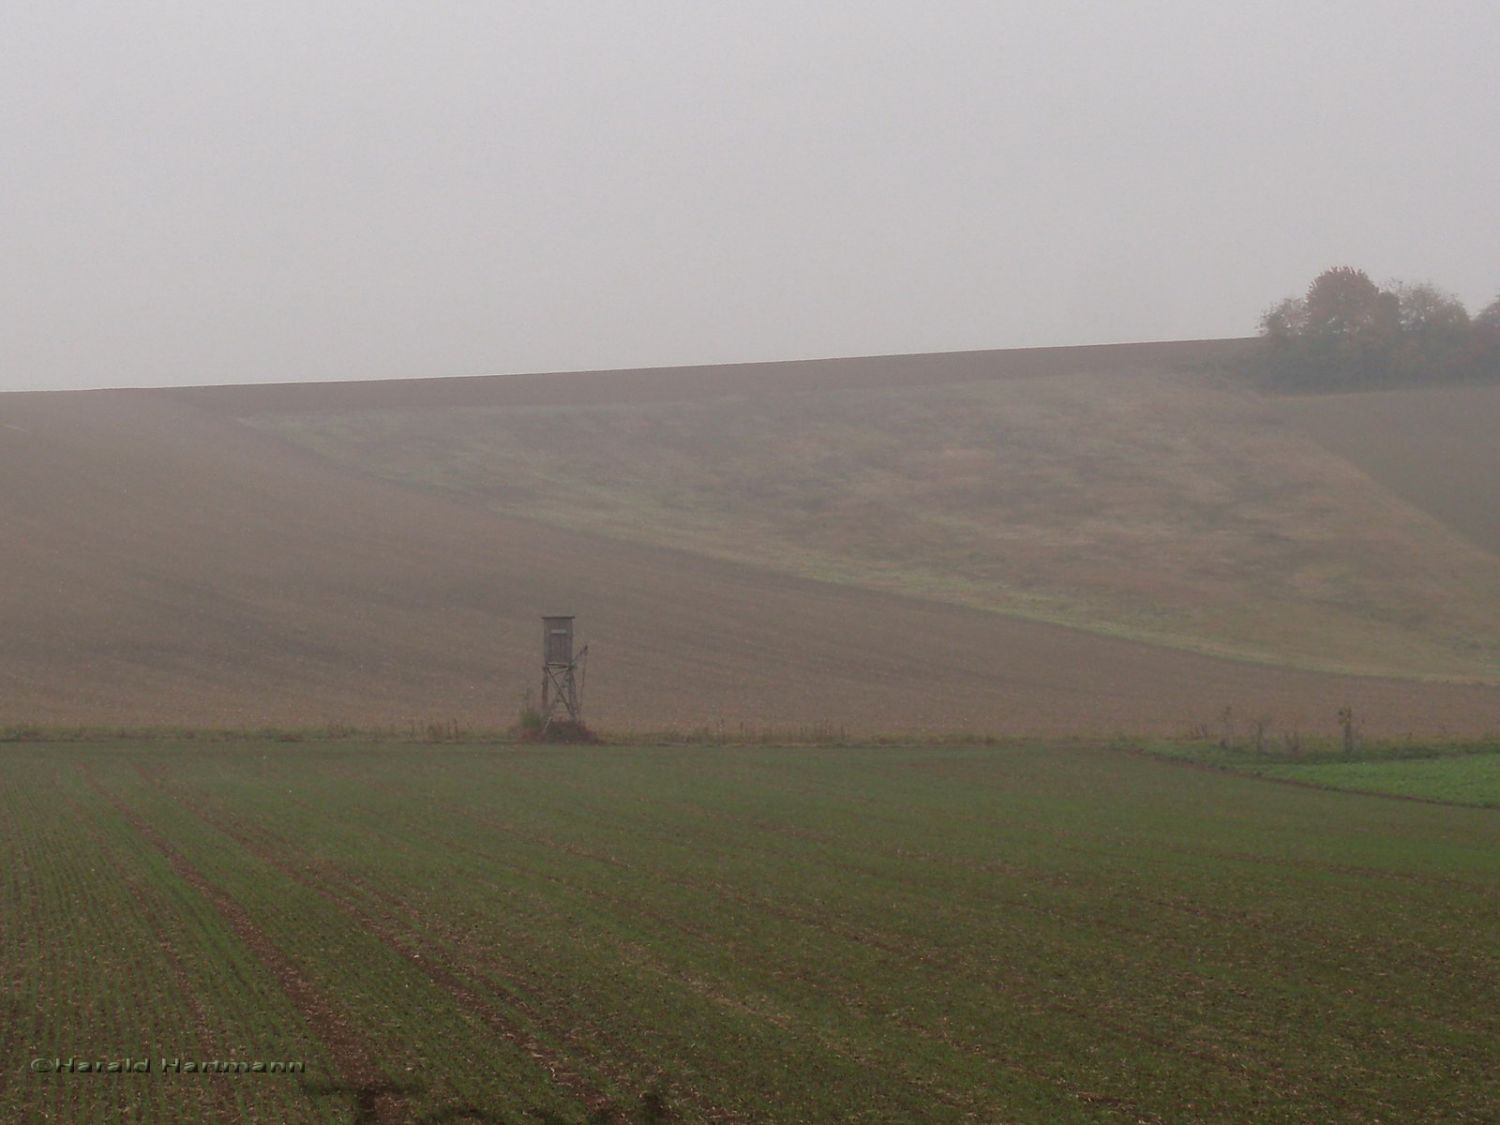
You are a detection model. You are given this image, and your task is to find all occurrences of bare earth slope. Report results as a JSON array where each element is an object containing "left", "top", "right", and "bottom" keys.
[
  {"left": 5, "top": 342, "right": 1500, "bottom": 734},
  {"left": 228, "top": 347, "right": 1500, "bottom": 683},
  {"left": 1278, "top": 383, "right": 1500, "bottom": 558}
]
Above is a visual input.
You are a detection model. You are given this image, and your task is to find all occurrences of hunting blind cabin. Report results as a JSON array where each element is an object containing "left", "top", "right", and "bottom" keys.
[{"left": 540, "top": 615, "right": 587, "bottom": 732}]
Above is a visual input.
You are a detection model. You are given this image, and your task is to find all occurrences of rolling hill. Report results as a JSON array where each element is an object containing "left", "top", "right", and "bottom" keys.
[{"left": 4, "top": 339, "right": 1500, "bottom": 736}]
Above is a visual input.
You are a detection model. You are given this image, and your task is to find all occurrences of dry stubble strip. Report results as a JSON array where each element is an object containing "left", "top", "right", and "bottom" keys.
[{"left": 77, "top": 765, "right": 412, "bottom": 1125}]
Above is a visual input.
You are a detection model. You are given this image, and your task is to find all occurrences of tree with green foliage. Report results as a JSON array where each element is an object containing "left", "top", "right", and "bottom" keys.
[
  {"left": 1303, "top": 266, "right": 1385, "bottom": 337},
  {"left": 1390, "top": 280, "right": 1471, "bottom": 383},
  {"left": 1475, "top": 293, "right": 1500, "bottom": 378},
  {"left": 1260, "top": 266, "right": 1396, "bottom": 387},
  {"left": 1477, "top": 293, "right": 1500, "bottom": 334},
  {"left": 1256, "top": 267, "right": 1495, "bottom": 390}
]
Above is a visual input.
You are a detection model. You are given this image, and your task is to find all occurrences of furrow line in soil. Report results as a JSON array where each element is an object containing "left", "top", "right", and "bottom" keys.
[{"left": 77, "top": 764, "right": 415, "bottom": 1125}]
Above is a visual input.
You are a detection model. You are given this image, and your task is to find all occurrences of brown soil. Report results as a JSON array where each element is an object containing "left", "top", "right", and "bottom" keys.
[
  {"left": 3, "top": 341, "right": 1498, "bottom": 736},
  {"left": 1277, "top": 382, "right": 1500, "bottom": 557},
  {"left": 160, "top": 338, "right": 1253, "bottom": 415}
]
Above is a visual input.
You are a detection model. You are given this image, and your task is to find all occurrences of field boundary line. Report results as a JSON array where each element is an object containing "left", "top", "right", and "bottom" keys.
[{"left": 1126, "top": 744, "right": 1500, "bottom": 812}]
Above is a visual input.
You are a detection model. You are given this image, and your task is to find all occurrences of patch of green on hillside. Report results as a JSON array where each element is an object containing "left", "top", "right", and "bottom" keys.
[
  {"left": 1258, "top": 752, "right": 1500, "bottom": 806},
  {"left": 252, "top": 370, "right": 1500, "bottom": 682},
  {"left": 1145, "top": 737, "right": 1500, "bottom": 807}
]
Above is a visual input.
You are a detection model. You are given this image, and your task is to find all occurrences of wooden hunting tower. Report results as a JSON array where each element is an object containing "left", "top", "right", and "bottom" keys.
[{"left": 540, "top": 615, "right": 586, "bottom": 730}]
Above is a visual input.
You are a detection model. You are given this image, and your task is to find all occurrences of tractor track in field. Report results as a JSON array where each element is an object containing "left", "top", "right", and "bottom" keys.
[
  {"left": 133, "top": 766, "right": 1398, "bottom": 1122},
  {"left": 409, "top": 801, "right": 1383, "bottom": 1118},
  {"left": 476, "top": 790, "right": 1281, "bottom": 951},
  {"left": 12, "top": 739, "right": 1497, "bottom": 1123},
  {"left": 543, "top": 790, "right": 1500, "bottom": 1022},
  {"left": 195, "top": 795, "right": 990, "bottom": 1123},
  {"left": 136, "top": 769, "right": 730, "bottom": 1125},
  {"left": 420, "top": 823, "right": 1333, "bottom": 1122},
  {"left": 0, "top": 799, "right": 25, "bottom": 1109},
  {"left": 77, "top": 765, "right": 416, "bottom": 1125},
  {"left": 244, "top": 785, "right": 1329, "bottom": 1119},
  {"left": 153, "top": 776, "right": 1011, "bottom": 1121},
  {"left": 58, "top": 790, "right": 237, "bottom": 1122}
]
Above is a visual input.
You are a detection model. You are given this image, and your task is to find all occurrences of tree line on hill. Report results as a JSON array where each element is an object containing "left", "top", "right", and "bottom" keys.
[{"left": 1254, "top": 267, "right": 1500, "bottom": 391}]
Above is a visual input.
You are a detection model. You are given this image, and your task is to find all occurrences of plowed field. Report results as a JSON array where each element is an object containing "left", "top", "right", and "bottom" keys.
[{"left": 6, "top": 340, "right": 1500, "bottom": 736}]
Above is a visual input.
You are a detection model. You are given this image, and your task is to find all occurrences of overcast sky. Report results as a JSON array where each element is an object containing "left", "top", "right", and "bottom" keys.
[{"left": 3, "top": 2, "right": 1497, "bottom": 391}]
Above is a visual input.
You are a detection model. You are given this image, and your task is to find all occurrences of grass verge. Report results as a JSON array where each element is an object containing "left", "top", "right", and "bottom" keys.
[{"left": 1140, "top": 735, "right": 1500, "bottom": 807}]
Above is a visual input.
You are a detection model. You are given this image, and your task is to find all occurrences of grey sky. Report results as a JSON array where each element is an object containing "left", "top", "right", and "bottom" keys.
[{"left": 3, "top": 1, "right": 1497, "bottom": 391}]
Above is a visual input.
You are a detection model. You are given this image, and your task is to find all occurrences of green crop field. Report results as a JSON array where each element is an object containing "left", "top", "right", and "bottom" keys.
[
  {"left": 1255, "top": 752, "right": 1500, "bottom": 806},
  {"left": 3, "top": 740, "right": 1497, "bottom": 1124},
  {"left": 1145, "top": 739, "right": 1500, "bottom": 808}
]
